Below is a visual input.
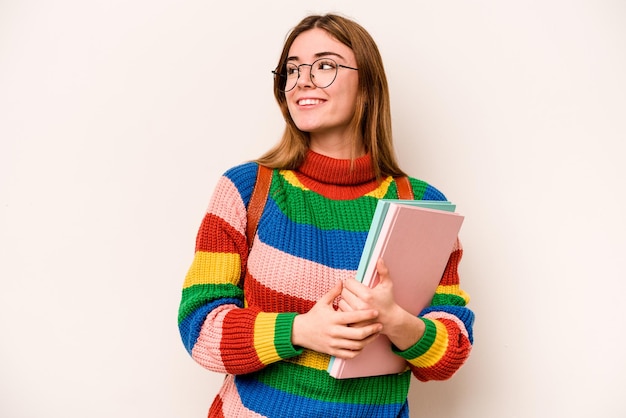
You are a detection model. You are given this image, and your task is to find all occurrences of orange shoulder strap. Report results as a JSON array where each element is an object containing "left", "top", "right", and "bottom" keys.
[
  {"left": 395, "top": 176, "right": 414, "bottom": 200},
  {"left": 246, "top": 164, "right": 273, "bottom": 247}
]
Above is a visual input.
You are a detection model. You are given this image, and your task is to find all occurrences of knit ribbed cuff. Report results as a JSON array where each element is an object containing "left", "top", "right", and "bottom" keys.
[
  {"left": 392, "top": 317, "right": 436, "bottom": 360},
  {"left": 275, "top": 313, "right": 303, "bottom": 359}
]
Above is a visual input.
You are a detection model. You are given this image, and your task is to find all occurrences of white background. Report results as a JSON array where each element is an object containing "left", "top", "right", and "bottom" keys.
[{"left": 1, "top": 1, "right": 625, "bottom": 417}]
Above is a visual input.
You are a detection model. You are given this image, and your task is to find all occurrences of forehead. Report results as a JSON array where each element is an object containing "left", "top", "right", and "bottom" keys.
[{"left": 287, "top": 28, "right": 355, "bottom": 62}]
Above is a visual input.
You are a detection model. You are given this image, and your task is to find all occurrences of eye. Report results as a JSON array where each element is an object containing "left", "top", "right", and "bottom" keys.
[
  {"left": 316, "top": 59, "right": 337, "bottom": 71},
  {"left": 285, "top": 64, "right": 299, "bottom": 77}
]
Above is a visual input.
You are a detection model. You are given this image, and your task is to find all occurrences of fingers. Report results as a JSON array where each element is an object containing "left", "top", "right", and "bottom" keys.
[
  {"left": 375, "top": 259, "right": 395, "bottom": 290},
  {"left": 319, "top": 280, "right": 343, "bottom": 305},
  {"left": 376, "top": 258, "right": 389, "bottom": 280},
  {"left": 329, "top": 327, "right": 383, "bottom": 359},
  {"left": 339, "top": 307, "right": 379, "bottom": 325},
  {"left": 337, "top": 298, "right": 353, "bottom": 312},
  {"left": 340, "top": 322, "right": 382, "bottom": 341},
  {"left": 341, "top": 279, "right": 374, "bottom": 311}
]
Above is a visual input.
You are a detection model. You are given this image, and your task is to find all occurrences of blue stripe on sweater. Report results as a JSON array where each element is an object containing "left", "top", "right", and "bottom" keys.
[
  {"left": 235, "top": 376, "right": 409, "bottom": 418},
  {"left": 179, "top": 298, "right": 243, "bottom": 354},
  {"left": 223, "top": 161, "right": 259, "bottom": 207},
  {"left": 422, "top": 184, "right": 447, "bottom": 201},
  {"left": 257, "top": 198, "right": 367, "bottom": 271}
]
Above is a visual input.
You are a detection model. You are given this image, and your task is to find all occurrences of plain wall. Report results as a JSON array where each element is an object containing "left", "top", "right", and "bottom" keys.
[{"left": 1, "top": 1, "right": 625, "bottom": 417}]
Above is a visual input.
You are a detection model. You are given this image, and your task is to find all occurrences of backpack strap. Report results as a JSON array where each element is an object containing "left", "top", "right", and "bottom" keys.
[
  {"left": 395, "top": 176, "right": 414, "bottom": 200},
  {"left": 246, "top": 164, "right": 273, "bottom": 248}
]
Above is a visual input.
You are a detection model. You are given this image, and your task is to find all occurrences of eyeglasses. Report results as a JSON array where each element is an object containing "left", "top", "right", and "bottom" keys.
[{"left": 272, "top": 58, "right": 358, "bottom": 92}]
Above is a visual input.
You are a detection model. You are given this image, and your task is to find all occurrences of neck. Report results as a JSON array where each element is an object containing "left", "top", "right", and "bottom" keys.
[{"left": 309, "top": 132, "right": 364, "bottom": 160}]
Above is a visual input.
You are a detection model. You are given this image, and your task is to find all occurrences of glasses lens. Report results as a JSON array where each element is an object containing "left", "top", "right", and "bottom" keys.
[
  {"left": 276, "top": 59, "right": 340, "bottom": 92},
  {"left": 310, "top": 59, "right": 338, "bottom": 89},
  {"left": 281, "top": 63, "right": 299, "bottom": 92}
]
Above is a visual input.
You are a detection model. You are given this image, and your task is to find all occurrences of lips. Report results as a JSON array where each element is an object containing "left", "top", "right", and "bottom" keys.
[{"left": 297, "top": 98, "right": 325, "bottom": 106}]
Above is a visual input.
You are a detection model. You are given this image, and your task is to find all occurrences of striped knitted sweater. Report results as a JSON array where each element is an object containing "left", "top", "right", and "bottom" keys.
[{"left": 178, "top": 151, "right": 474, "bottom": 417}]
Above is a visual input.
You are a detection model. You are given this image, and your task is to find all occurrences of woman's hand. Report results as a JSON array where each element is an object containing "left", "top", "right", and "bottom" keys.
[
  {"left": 339, "top": 259, "right": 426, "bottom": 351},
  {"left": 292, "top": 281, "right": 383, "bottom": 359}
]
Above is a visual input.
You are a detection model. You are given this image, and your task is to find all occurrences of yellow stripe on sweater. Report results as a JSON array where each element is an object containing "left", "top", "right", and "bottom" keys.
[
  {"left": 284, "top": 349, "right": 330, "bottom": 371},
  {"left": 280, "top": 170, "right": 309, "bottom": 190},
  {"left": 364, "top": 176, "right": 393, "bottom": 198},
  {"left": 254, "top": 313, "right": 280, "bottom": 365},
  {"left": 436, "top": 285, "right": 471, "bottom": 304},
  {"left": 412, "top": 320, "right": 449, "bottom": 368},
  {"left": 183, "top": 251, "right": 241, "bottom": 289},
  {"left": 281, "top": 171, "right": 393, "bottom": 199}
]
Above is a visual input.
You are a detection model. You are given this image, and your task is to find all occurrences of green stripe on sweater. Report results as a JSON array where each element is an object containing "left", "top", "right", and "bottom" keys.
[{"left": 248, "top": 361, "right": 411, "bottom": 404}]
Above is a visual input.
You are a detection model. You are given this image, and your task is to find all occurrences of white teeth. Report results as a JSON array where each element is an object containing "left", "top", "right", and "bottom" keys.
[{"left": 298, "top": 98, "right": 322, "bottom": 106}]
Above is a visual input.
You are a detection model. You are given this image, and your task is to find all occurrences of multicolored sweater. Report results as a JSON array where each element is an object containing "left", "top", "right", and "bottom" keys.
[{"left": 178, "top": 151, "right": 474, "bottom": 417}]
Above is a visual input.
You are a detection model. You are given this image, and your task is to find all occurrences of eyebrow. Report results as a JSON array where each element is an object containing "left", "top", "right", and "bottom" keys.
[{"left": 286, "top": 51, "right": 347, "bottom": 62}]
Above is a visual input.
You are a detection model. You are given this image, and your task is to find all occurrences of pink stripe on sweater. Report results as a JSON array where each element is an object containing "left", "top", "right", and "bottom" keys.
[
  {"left": 216, "top": 375, "right": 266, "bottom": 417},
  {"left": 191, "top": 304, "right": 234, "bottom": 372},
  {"left": 248, "top": 237, "right": 354, "bottom": 301},
  {"left": 206, "top": 176, "right": 247, "bottom": 235}
]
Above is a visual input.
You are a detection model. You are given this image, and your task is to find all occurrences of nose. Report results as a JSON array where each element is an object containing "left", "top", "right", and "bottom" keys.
[{"left": 295, "top": 64, "right": 314, "bottom": 89}]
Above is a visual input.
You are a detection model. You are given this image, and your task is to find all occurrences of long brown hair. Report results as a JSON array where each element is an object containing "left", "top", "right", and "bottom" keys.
[{"left": 256, "top": 13, "right": 406, "bottom": 179}]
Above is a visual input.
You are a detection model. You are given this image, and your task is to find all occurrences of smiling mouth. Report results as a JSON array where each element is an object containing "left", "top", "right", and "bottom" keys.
[{"left": 297, "top": 98, "right": 324, "bottom": 106}]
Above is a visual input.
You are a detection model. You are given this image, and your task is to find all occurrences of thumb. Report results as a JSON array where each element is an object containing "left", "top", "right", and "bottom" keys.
[
  {"left": 320, "top": 280, "right": 343, "bottom": 304},
  {"left": 376, "top": 258, "right": 391, "bottom": 285}
]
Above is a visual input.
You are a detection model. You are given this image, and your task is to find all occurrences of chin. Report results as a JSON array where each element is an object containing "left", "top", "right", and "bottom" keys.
[{"left": 293, "top": 121, "right": 324, "bottom": 133}]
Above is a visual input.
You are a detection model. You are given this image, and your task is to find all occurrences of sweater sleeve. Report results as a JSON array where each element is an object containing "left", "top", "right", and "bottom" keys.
[
  {"left": 392, "top": 238, "right": 474, "bottom": 381},
  {"left": 177, "top": 163, "right": 302, "bottom": 375},
  {"left": 389, "top": 178, "right": 474, "bottom": 381}
]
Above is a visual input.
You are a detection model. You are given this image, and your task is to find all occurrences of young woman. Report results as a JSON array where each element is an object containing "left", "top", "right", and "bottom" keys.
[{"left": 178, "top": 13, "right": 474, "bottom": 417}]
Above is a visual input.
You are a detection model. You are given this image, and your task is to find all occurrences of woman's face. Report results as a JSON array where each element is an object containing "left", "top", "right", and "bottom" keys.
[{"left": 285, "top": 28, "right": 360, "bottom": 144}]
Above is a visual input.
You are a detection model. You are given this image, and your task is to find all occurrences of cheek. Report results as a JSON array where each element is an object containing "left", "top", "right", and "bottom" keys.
[
  {"left": 337, "top": 90, "right": 359, "bottom": 119},
  {"left": 333, "top": 80, "right": 359, "bottom": 109}
]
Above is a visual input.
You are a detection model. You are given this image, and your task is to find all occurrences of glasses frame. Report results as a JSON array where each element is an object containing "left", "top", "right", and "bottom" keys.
[{"left": 272, "top": 58, "right": 358, "bottom": 92}]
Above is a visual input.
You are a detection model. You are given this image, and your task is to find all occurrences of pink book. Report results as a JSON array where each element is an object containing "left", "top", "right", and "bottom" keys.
[{"left": 328, "top": 202, "right": 464, "bottom": 379}]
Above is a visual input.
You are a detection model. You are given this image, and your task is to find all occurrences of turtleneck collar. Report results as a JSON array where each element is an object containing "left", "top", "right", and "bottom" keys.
[
  {"left": 297, "top": 150, "right": 376, "bottom": 185},
  {"left": 294, "top": 150, "right": 380, "bottom": 199}
]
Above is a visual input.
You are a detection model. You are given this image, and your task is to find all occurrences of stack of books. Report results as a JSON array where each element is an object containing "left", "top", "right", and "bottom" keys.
[{"left": 327, "top": 199, "right": 464, "bottom": 379}]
